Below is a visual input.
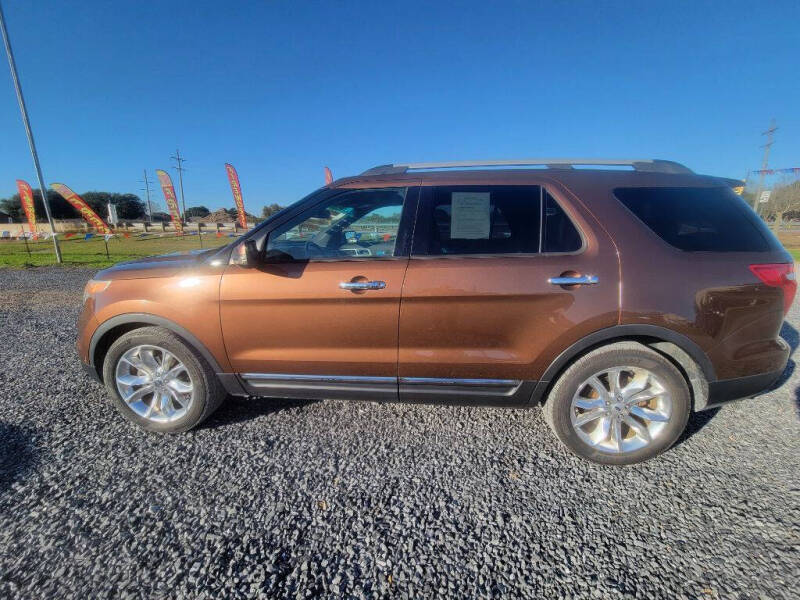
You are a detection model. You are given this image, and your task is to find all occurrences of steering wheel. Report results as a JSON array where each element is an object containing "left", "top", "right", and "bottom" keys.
[{"left": 303, "top": 241, "right": 327, "bottom": 258}]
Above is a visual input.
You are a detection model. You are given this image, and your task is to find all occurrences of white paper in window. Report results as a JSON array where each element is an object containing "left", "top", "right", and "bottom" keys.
[{"left": 450, "top": 192, "right": 490, "bottom": 239}]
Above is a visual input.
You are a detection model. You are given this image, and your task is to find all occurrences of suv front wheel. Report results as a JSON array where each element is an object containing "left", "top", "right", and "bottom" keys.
[
  {"left": 543, "top": 342, "right": 691, "bottom": 465},
  {"left": 102, "top": 326, "right": 226, "bottom": 432}
]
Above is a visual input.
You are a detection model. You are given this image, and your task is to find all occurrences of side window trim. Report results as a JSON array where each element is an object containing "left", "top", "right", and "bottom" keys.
[{"left": 411, "top": 184, "right": 585, "bottom": 258}]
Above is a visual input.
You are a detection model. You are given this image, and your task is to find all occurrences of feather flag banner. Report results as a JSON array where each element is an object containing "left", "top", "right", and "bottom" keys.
[
  {"left": 15, "top": 180, "right": 37, "bottom": 236},
  {"left": 155, "top": 170, "right": 184, "bottom": 235},
  {"left": 224, "top": 163, "right": 248, "bottom": 230},
  {"left": 51, "top": 183, "right": 112, "bottom": 234}
]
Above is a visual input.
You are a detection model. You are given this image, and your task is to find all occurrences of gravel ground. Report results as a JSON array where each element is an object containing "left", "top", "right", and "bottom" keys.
[{"left": 0, "top": 267, "right": 798, "bottom": 599}]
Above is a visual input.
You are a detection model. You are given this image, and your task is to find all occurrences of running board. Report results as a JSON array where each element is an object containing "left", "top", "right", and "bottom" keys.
[
  {"left": 240, "top": 373, "right": 396, "bottom": 401},
  {"left": 239, "top": 373, "right": 532, "bottom": 406}
]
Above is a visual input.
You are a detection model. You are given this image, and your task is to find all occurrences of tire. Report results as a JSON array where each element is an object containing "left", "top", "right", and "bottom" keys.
[
  {"left": 102, "top": 326, "right": 226, "bottom": 432},
  {"left": 543, "top": 341, "right": 690, "bottom": 465}
]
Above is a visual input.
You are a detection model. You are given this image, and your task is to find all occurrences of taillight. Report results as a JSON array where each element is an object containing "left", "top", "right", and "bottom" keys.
[{"left": 749, "top": 263, "right": 797, "bottom": 315}]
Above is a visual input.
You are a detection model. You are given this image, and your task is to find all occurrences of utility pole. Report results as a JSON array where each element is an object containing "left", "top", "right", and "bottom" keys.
[
  {"left": 753, "top": 119, "right": 778, "bottom": 214},
  {"left": 171, "top": 149, "right": 187, "bottom": 220},
  {"left": 139, "top": 169, "right": 154, "bottom": 221},
  {"left": 0, "top": 1, "right": 62, "bottom": 262}
]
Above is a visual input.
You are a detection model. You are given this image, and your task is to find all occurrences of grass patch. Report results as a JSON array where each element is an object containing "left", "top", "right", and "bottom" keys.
[{"left": 0, "top": 234, "right": 234, "bottom": 268}]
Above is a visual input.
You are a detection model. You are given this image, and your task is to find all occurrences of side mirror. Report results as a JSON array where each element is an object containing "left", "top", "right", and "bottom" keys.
[
  {"left": 231, "top": 239, "right": 260, "bottom": 267},
  {"left": 263, "top": 248, "right": 295, "bottom": 263},
  {"left": 244, "top": 239, "right": 259, "bottom": 264}
]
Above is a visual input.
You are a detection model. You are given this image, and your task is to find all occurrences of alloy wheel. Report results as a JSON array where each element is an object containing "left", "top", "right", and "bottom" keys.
[
  {"left": 114, "top": 344, "right": 195, "bottom": 423},
  {"left": 570, "top": 366, "right": 672, "bottom": 454}
]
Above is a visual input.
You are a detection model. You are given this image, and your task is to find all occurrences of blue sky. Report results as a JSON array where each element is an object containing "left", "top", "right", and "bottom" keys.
[{"left": 1, "top": 0, "right": 799, "bottom": 212}]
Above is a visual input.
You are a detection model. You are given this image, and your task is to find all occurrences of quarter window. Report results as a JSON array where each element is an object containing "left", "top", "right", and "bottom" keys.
[
  {"left": 614, "top": 186, "right": 778, "bottom": 252},
  {"left": 415, "top": 185, "right": 581, "bottom": 256}
]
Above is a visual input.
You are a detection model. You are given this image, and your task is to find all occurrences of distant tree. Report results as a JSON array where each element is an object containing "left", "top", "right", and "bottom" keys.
[
  {"left": 262, "top": 203, "right": 284, "bottom": 218},
  {"left": 184, "top": 206, "right": 210, "bottom": 218},
  {"left": 81, "top": 192, "right": 146, "bottom": 220},
  {"left": 766, "top": 180, "right": 800, "bottom": 230},
  {"left": 0, "top": 189, "right": 75, "bottom": 220},
  {"left": 151, "top": 212, "right": 171, "bottom": 222},
  {"left": 0, "top": 190, "right": 145, "bottom": 221}
]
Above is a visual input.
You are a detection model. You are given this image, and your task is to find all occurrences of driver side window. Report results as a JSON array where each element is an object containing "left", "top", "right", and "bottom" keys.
[{"left": 267, "top": 188, "right": 407, "bottom": 260}]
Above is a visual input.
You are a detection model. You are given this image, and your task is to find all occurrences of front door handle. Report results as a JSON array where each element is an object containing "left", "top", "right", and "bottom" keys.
[
  {"left": 548, "top": 274, "right": 599, "bottom": 286},
  {"left": 339, "top": 280, "right": 386, "bottom": 291}
]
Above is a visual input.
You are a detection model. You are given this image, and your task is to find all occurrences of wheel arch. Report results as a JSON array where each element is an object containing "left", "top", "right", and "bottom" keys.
[
  {"left": 89, "top": 313, "right": 226, "bottom": 382},
  {"left": 530, "top": 324, "right": 716, "bottom": 411}
]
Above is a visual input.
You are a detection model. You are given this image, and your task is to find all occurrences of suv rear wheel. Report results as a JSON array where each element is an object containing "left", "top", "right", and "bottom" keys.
[
  {"left": 102, "top": 326, "right": 226, "bottom": 432},
  {"left": 543, "top": 342, "right": 690, "bottom": 465}
]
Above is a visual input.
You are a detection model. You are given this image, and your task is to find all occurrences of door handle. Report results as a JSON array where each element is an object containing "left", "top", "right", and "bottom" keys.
[
  {"left": 548, "top": 275, "right": 599, "bottom": 286},
  {"left": 339, "top": 280, "right": 386, "bottom": 291}
]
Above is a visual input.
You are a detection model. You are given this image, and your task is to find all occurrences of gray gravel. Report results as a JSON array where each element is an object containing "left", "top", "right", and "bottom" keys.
[{"left": 0, "top": 267, "right": 798, "bottom": 599}]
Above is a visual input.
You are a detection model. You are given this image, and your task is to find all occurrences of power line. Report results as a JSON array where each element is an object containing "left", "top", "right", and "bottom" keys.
[
  {"left": 138, "top": 169, "right": 154, "bottom": 221},
  {"left": 171, "top": 149, "right": 187, "bottom": 220},
  {"left": 753, "top": 119, "right": 778, "bottom": 214}
]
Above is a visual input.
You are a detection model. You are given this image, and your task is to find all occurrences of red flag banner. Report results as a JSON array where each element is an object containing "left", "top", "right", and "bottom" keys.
[
  {"left": 51, "top": 183, "right": 112, "bottom": 234},
  {"left": 155, "top": 169, "right": 184, "bottom": 235},
  {"left": 224, "top": 163, "right": 247, "bottom": 229},
  {"left": 15, "top": 179, "right": 37, "bottom": 235},
  {"left": 324, "top": 166, "right": 333, "bottom": 185}
]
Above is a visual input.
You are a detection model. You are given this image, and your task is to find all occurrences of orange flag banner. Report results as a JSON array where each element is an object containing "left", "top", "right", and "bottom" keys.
[
  {"left": 50, "top": 183, "right": 112, "bottom": 234},
  {"left": 15, "top": 179, "right": 37, "bottom": 236},
  {"left": 155, "top": 169, "right": 184, "bottom": 235},
  {"left": 224, "top": 163, "right": 247, "bottom": 229}
]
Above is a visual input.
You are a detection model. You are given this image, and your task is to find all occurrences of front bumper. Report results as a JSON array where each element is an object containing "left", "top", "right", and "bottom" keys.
[{"left": 81, "top": 358, "right": 102, "bottom": 384}]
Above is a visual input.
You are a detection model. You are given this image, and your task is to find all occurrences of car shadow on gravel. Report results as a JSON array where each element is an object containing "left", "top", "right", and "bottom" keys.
[
  {"left": 199, "top": 395, "right": 319, "bottom": 429},
  {"left": 0, "top": 422, "right": 37, "bottom": 496},
  {"left": 776, "top": 321, "right": 800, "bottom": 419}
]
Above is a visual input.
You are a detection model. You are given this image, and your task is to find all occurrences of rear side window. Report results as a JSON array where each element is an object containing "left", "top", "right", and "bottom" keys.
[
  {"left": 542, "top": 190, "right": 582, "bottom": 252},
  {"left": 614, "top": 186, "right": 779, "bottom": 252},
  {"left": 415, "top": 185, "right": 582, "bottom": 256}
]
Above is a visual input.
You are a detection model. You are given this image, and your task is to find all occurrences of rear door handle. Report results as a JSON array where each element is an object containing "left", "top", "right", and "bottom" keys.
[
  {"left": 548, "top": 275, "right": 599, "bottom": 286},
  {"left": 339, "top": 280, "right": 386, "bottom": 291}
]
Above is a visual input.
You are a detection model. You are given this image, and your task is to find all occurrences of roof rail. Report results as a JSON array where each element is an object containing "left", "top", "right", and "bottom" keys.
[{"left": 360, "top": 158, "right": 693, "bottom": 176}]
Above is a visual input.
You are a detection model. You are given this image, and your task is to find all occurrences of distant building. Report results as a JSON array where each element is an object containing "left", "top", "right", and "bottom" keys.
[
  {"left": 0, "top": 211, "right": 12, "bottom": 224},
  {"left": 200, "top": 208, "right": 257, "bottom": 223}
]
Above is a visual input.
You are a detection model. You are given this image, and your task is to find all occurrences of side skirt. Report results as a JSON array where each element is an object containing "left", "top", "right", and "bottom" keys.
[{"left": 238, "top": 373, "right": 536, "bottom": 406}]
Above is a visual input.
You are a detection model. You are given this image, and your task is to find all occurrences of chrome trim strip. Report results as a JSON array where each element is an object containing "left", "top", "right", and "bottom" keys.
[
  {"left": 242, "top": 373, "right": 396, "bottom": 385},
  {"left": 241, "top": 374, "right": 522, "bottom": 387},
  {"left": 399, "top": 377, "right": 520, "bottom": 387}
]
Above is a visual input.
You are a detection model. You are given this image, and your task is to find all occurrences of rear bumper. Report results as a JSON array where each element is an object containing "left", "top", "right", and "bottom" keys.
[{"left": 705, "top": 368, "right": 785, "bottom": 409}]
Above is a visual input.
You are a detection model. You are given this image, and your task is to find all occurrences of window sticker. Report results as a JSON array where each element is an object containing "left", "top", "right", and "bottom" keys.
[{"left": 450, "top": 192, "right": 490, "bottom": 239}]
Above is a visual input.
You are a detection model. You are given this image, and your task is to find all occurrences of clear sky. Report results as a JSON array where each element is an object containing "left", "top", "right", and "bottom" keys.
[{"left": 1, "top": 0, "right": 798, "bottom": 212}]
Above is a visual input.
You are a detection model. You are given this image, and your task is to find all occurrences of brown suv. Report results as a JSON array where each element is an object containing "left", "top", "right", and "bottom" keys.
[{"left": 77, "top": 159, "right": 795, "bottom": 464}]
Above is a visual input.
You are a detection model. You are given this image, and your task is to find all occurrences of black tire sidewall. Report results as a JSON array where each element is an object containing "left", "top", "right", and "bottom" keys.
[
  {"left": 548, "top": 347, "right": 690, "bottom": 465},
  {"left": 102, "top": 328, "right": 211, "bottom": 433}
]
